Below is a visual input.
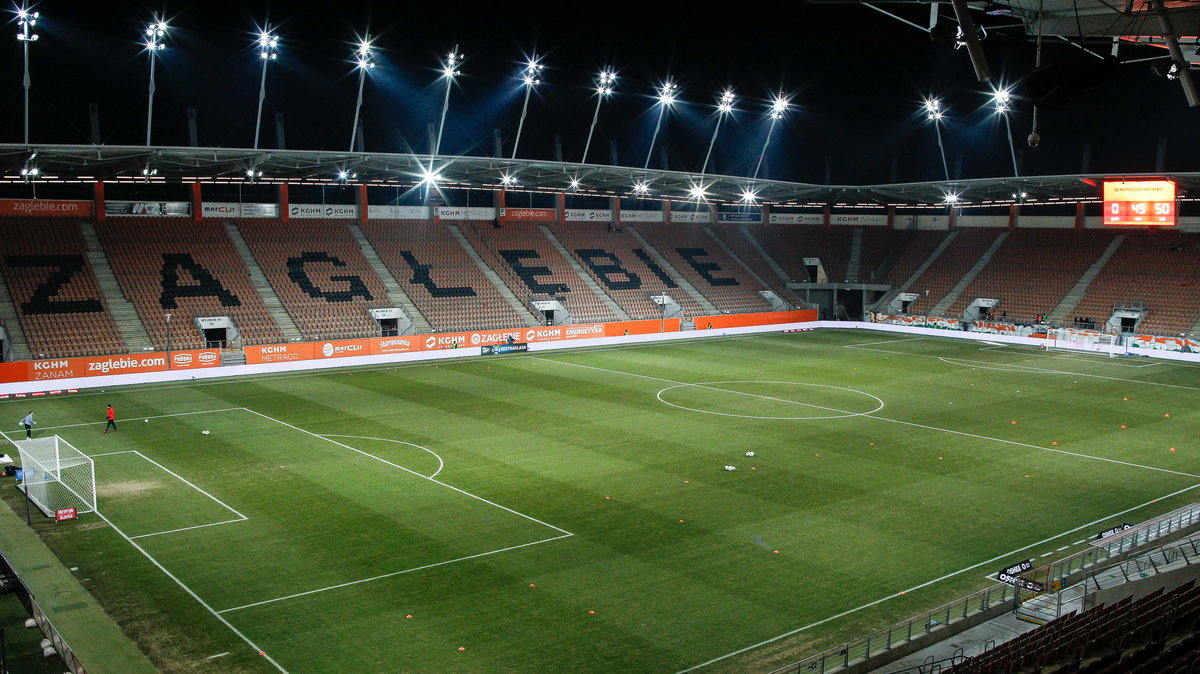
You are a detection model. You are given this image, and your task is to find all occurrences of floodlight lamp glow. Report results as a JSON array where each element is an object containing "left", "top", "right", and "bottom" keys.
[
  {"left": 688, "top": 184, "right": 707, "bottom": 199},
  {"left": 740, "top": 188, "right": 758, "bottom": 203},
  {"left": 419, "top": 168, "right": 443, "bottom": 185},
  {"left": 632, "top": 182, "right": 650, "bottom": 194},
  {"left": 716, "top": 89, "right": 736, "bottom": 113},
  {"left": 656, "top": 82, "right": 678, "bottom": 106},
  {"left": 500, "top": 173, "right": 516, "bottom": 186},
  {"left": 598, "top": 70, "right": 616, "bottom": 85},
  {"left": 768, "top": 95, "right": 790, "bottom": 120},
  {"left": 992, "top": 88, "right": 1012, "bottom": 113},
  {"left": 569, "top": 178, "right": 581, "bottom": 190},
  {"left": 943, "top": 192, "right": 960, "bottom": 204},
  {"left": 337, "top": 170, "right": 349, "bottom": 180},
  {"left": 597, "top": 86, "right": 614, "bottom": 96}
]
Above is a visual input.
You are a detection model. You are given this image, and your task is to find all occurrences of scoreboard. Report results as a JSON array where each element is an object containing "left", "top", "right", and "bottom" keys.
[{"left": 1102, "top": 179, "right": 1176, "bottom": 226}]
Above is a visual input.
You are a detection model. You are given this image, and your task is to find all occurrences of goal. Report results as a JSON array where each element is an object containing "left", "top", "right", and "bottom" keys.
[
  {"left": 1046, "top": 328, "right": 1123, "bottom": 357},
  {"left": 13, "top": 436, "right": 96, "bottom": 518}
]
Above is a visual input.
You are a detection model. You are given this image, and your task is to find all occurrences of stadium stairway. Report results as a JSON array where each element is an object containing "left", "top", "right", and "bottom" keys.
[
  {"left": 221, "top": 222, "right": 303, "bottom": 342},
  {"left": 537, "top": 224, "right": 631, "bottom": 320},
  {"left": 445, "top": 224, "right": 539, "bottom": 325},
  {"left": 1047, "top": 234, "right": 1125, "bottom": 325},
  {"left": 872, "top": 230, "right": 960, "bottom": 312},
  {"left": 346, "top": 223, "right": 432, "bottom": 333},
  {"left": 78, "top": 221, "right": 153, "bottom": 352},
  {"left": 930, "top": 231, "right": 1009, "bottom": 316},
  {"left": 0, "top": 272, "right": 32, "bottom": 361},
  {"left": 624, "top": 226, "right": 720, "bottom": 314},
  {"left": 845, "top": 228, "right": 864, "bottom": 282}
]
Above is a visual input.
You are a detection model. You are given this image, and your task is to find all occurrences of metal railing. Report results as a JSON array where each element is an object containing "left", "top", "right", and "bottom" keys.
[
  {"left": 768, "top": 584, "right": 1018, "bottom": 674},
  {"left": 0, "top": 548, "right": 85, "bottom": 673}
]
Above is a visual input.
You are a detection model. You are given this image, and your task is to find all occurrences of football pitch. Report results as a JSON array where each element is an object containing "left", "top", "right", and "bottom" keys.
[{"left": 3, "top": 329, "right": 1199, "bottom": 673}]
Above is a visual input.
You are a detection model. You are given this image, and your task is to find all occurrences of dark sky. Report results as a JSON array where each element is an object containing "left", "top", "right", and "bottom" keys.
[{"left": 3, "top": 0, "right": 1198, "bottom": 185}]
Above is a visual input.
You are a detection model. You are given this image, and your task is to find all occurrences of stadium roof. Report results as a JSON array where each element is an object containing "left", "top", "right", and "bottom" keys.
[{"left": 3, "top": 143, "right": 1198, "bottom": 209}]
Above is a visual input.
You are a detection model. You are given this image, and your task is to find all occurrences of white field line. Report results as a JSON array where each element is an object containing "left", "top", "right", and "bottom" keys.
[
  {"left": 90, "top": 450, "right": 137, "bottom": 458},
  {"left": 534, "top": 358, "right": 1200, "bottom": 479},
  {"left": 206, "top": 652, "right": 230, "bottom": 660},
  {"left": 846, "top": 344, "right": 1200, "bottom": 390},
  {"left": 675, "top": 481, "right": 1200, "bottom": 673},
  {"left": 318, "top": 434, "right": 444, "bottom": 478},
  {"left": 28, "top": 408, "right": 247, "bottom": 435},
  {"left": 240, "top": 408, "right": 572, "bottom": 536},
  {"left": 130, "top": 450, "right": 248, "bottom": 520},
  {"left": 218, "top": 533, "right": 574, "bottom": 614},
  {"left": 130, "top": 518, "right": 248, "bottom": 540},
  {"left": 844, "top": 337, "right": 927, "bottom": 348},
  {"left": 86, "top": 508, "right": 288, "bottom": 673}
]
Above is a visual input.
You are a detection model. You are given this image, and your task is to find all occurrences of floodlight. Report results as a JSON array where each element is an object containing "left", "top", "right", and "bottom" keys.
[
  {"left": 349, "top": 34, "right": 376, "bottom": 152},
  {"left": 253, "top": 26, "right": 280, "bottom": 149},
  {"left": 15, "top": 6, "right": 40, "bottom": 144},
  {"left": 632, "top": 182, "right": 650, "bottom": 195},
  {"left": 922, "top": 97, "right": 950, "bottom": 182},
  {"left": 418, "top": 167, "right": 443, "bottom": 186},
  {"left": 992, "top": 87, "right": 1012, "bottom": 113},
  {"left": 355, "top": 40, "right": 376, "bottom": 69},
  {"left": 337, "top": 169, "right": 349, "bottom": 180},
  {"left": 429, "top": 45, "right": 463, "bottom": 182},
  {"left": 569, "top": 178, "right": 581, "bottom": 190},
  {"left": 512, "top": 55, "right": 546, "bottom": 158},
  {"left": 943, "top": 192, "right": 960, "bottom": 204},
  {"left": 582, "top": 69, "right": 617, "bottom": 163},
  {"left": 500, "top": 173, "right": 517, "bottom": 186},
  {"left": 688, "top": 184, "right": 707, "bottom": 200},
  {"left": 143, "top": 16, "right": 170, "bottom": 146},
  {"left": 19, "top": 166, "right": 37, "bottom": 176},
  {"left": 923, "top": 98, "right": 943, "bottom": 121},
  {"left": 768, "top": 94, "right": 790, "bottom": 120},
  {"left": 740, "top": 188, "right": 759, "bottom": 203},
  {"left": 717, "top": 89, "right": 736, "bottom": 114},
  {"left": 656, "top": 80, "right": 679, "bottom": 106},
  {"left": 442, "top": 50, "right": 462, "bottom": 78}
]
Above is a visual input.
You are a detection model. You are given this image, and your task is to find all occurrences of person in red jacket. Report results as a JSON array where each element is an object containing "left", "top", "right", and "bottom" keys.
[{"left": 104, "top": 404, "right": 116, "bottom": 433}]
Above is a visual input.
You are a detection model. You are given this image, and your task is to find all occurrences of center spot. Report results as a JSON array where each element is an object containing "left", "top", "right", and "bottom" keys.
[{"left": 656, "top": 381, "right": 884, "bottom": 420}]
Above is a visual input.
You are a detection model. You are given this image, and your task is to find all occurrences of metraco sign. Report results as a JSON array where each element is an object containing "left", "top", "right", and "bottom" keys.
[
  {"left": 244, "top": 342, "right": 315, "bottom": 364},
  {"left": 620, "top": 210, "right": 664, "bottom": 223},
  {"left": 435, "top": 207, "right": 497, "bottom": 221},
  {"left": 0, "top": 199, "right": 94, "bottom": 217},
  {"left": 501, "top": 208, "right": 556, "bottom": 222},
  {"left": 0, "top": 349, "right": 219, "bottom": 383}
]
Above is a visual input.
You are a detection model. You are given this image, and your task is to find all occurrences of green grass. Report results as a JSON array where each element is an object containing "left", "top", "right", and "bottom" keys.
[{"left": 2, "top": 329, "right": 1198, "bottom": 673}]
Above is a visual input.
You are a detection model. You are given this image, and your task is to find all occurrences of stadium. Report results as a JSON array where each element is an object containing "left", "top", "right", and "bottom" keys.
[{"left": 0, "top": 2, "right": 1199, "bottom": 673}]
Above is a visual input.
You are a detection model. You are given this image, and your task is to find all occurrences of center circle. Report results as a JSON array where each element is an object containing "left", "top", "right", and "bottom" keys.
[{"left": 655, "top": 381, "right": 884, "bottom": 420}]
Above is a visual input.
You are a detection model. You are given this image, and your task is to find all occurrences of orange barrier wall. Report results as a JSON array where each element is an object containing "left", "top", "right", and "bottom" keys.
[
  {"left": 0, "top": 349, "right": 220, "bottom": 383},
  {"left": 9, "top": 311, "right": 812, "bottom": 382},
  {"left": 692, "top": 310, "right": 817, "bottom": 330}
]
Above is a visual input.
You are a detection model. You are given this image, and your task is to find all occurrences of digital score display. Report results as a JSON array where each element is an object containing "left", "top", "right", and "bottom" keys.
[{"left": 1103, "top": 179, "right": 1176, "bottom": 226}]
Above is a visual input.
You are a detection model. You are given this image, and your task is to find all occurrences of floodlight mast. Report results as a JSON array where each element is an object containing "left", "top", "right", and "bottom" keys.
[
  {"left": 752, "top": 94, "right": 790, "bottom": 180},
  {"left": 643, "top": 80, "right": 678, "bottom": 169},
  {"left": 924, "top": 98, "right": 951, "bottom": 182},
  {"left": 253, "top": 27, "right": 279, "bottom": 150},
  {"left": 432, "top": 46, "right": 461, "bottom": 164},
  {"left": 511, "top": 57, "right": 544, "bottom": 159},
  {"left": 993, "top": 88, "right": 1020, "bottom": 177},
  {"left": 348, "top": 36, "right": 375, "bottom": 153},
  {"left": 700, "top": 89, "right": 736, "bottom": 176},
  {"left": 143, "top": 17, "right": 168, "bottom": 146},
  {"left": 581, "top": 70, "right": 616, "bottom": 164},
  {"left": 16, "top": 7, "right": 39, "bottom": 145}
]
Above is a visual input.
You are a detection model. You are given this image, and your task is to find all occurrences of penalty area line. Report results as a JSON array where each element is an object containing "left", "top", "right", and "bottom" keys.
[
  {"left": 675, "top": 481, "right": 1200, "bottom": 673},
  {"left": 217, "top": 533, "right": 575, "bottom": 614}
]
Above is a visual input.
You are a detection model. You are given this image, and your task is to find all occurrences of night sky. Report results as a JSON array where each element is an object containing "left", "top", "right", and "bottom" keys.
[{"left": 3, "top": 0, "right": 1198, "bottom": 185}]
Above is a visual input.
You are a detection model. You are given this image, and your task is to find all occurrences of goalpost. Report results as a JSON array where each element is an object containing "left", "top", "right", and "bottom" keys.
[
  {"left": 13, "top": 436, "right": 96, "bottom": 518},
  {"left": 1046, "top": 328, "right": 1124, "bottom": 358}
]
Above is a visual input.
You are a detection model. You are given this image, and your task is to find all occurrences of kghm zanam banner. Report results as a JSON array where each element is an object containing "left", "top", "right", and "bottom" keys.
[{"left": 0, "top": 349, "right": 220, "bottom": 384}]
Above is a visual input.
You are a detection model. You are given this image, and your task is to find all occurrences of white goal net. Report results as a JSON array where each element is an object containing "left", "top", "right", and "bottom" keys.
[
  {"left": 1046, "top": 328, "right": 1124, "bottom": 357},
  {"left": 13, "top": 436, "right": 96, "bottom": 518}
]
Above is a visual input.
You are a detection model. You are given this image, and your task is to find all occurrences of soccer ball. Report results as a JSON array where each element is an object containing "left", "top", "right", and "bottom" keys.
[
  {"left": 201, "top": 430, "right": 210, "bottom": 435},
  {"left": 745, "top": 451, "right": 755, "bottom": 457},
  {"left": 144, "top": 419, "right": 148, "bottom": 423},
  {"left": 724, "top": 465, "right": 737, "bottom": 471}
]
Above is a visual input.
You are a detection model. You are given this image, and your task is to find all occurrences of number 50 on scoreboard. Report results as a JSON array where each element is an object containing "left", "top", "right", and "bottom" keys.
[{"left": 1103, "top": 179, "right": 1176, "bottom": 226}]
